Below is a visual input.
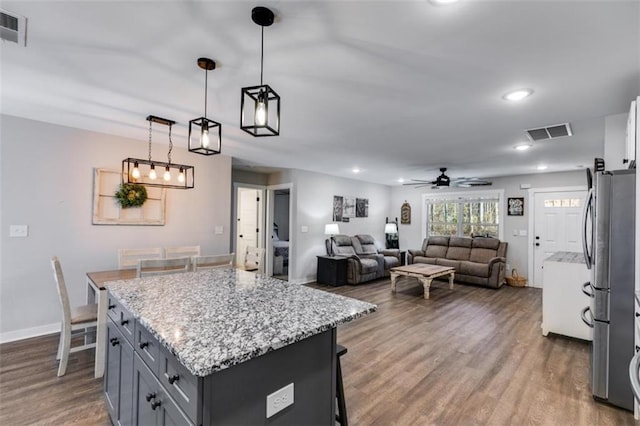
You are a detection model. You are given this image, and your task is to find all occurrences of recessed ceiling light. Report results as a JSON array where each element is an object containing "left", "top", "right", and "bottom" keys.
[
  {"left": 514, "top": 143, "right": 532, "bottom": 151},
  {"left": 430, "top": 0, "right": 459, "bottom": 4},
  {"left": 352, "top": 168, "right": 360, "bottom": 174},
  {"left": 503, "top": 88, "right": 533, "bottom": 101},
  {"left": 397, "top": 178, "right": 405, "bottom": 183},
  {"left": 537, "top": 165, "right": 548, "bottom": 170}
]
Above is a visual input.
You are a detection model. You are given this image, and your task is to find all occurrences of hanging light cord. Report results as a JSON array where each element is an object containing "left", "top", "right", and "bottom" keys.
[
  {"left": 260, "top": 25, "right": 264, "bottom": 86},
  {"left": 167, "top": 124, "right": 173, "bottom": 164},
  {"left": 148, "top": 120, "right": 153, "bottom": 162},
  {"left": 204, "top": 66, "right": 208, "bottom": 118}
]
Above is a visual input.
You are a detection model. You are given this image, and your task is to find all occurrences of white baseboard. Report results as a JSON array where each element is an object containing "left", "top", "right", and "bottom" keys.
[
  {"left": 0, "top": 322, "right": 61, "bottom": 344},
  {"left": 291, "top": 277, "right": 316, "bottom": 285}
]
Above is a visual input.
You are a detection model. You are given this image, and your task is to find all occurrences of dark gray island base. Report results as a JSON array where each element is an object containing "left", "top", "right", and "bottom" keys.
[{"left": 103, "top": 268, "right": 376, "bottom": 425}]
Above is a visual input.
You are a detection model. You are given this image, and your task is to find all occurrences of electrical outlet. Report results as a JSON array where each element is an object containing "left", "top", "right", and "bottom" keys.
[
  {"left": 266, "top": 383, "right": 294, "bottom": 418},
  {"left": 300, "top": 226, "right": 308, "bottom": 233},
  {"left": 9, "top": 225, "right": 28, "bottom": 237}
]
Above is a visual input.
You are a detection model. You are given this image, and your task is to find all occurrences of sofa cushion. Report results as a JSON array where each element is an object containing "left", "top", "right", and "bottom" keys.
[
  {"left": 353, "top": 235, "right": 378, "bottom": 255},
  {"left": 446, "top": 246, "right": 471, "bottom": 261},
  {"left": 449, "top": 237, "right": 472, "bottom": 248},
  {"left": 436, "top": 258, "right": 460, "bottom": 271},
  {"left": 359, "top": 258, "right": 379, "bottom": 274},
  {"left": 414, "top": 257, "right": 437, "bottom": 265},
  {"left": 469, "top": 248, "right": 498, "bottom": 263},
  {"left": 423, "top": 236, "right": 449, "bottom": 251},
  {"left": 333, "top": 234, "right": 353, "bottom": 247},
  {"left": 425, "top": 244, "right": 448, "bottom": 258},
  {"left": 471, "top": 237, "right": 500, "bottom": 250},
  {"left": 383, "top": 256, "right": 400, "bottom": 269},
  {"left": 459, "top": 261, "right": 489, "bottom": 278},
  {"left": 333, "top": 235, "right": 356, "bottom": 257}
]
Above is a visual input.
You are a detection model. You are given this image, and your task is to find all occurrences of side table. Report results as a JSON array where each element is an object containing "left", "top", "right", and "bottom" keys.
[
  {"left": 317, "top": 256, "right": 348, "bottom": 286},
  {"left": 399, "top": 251, "right": 406, "bottom": 266}
]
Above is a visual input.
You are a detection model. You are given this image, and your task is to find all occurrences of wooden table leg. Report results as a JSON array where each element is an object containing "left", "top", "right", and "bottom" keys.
[
  {"left": 390, "top": 272, "right": 398, "bottom": 293},
  {"left": 419, "top": 277, "right": 433, "bottom": 300},
  {"left": 88, "top": 277, "right": 107, "bottom": 379},
  {"left": 449, "top": 272, "right": 455, "bottom": 290}
]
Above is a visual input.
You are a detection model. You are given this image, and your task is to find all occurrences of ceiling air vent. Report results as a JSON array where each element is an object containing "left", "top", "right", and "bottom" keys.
[
  {"left": 0, "top": 9, "right": 27, "bottom": 46},
  {"left": 525, "top": 123, "right": 572, "bottom": 141}
]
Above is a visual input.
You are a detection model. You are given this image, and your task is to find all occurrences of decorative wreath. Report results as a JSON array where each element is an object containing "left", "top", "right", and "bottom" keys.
[{"left": 115, "top": 183, "right": 148, "bottom": 209}]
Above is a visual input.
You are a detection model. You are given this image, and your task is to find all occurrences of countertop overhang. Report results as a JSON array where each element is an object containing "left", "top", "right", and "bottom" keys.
[{"left": 105, "top": 268, "right": 376, "bottom": 377}]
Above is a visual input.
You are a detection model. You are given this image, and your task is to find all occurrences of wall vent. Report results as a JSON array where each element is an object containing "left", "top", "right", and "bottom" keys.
[
  {"left": 0, "top": 9, "right": 27, "bottom": 46},
  {"left": 525, "top": 123, "right": 572, "bottom": 141}
]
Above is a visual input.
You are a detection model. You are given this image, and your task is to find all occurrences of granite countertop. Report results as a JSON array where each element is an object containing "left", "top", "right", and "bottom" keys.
[
  {"left": 105, "top": 268, "right": 376, "bottom": 377},
  {"left": 545, "top": 251, "right": 586, "bottom": 264}
]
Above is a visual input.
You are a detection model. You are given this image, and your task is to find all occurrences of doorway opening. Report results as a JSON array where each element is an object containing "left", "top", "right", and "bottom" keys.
[
  {"left": 266, "top": 184, "right": 292, "bottom": 281},
  {"left": 234, "top": 185, "right": 265, "bottom": 269}
]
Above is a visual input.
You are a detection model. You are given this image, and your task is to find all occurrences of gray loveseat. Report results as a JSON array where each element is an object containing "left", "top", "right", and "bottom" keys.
[
  {"left": 408, "top": 236, "right": 507, "bottom": 288},
  {"left": 326, "top": 234, "right": 401, "bottom": 284}
]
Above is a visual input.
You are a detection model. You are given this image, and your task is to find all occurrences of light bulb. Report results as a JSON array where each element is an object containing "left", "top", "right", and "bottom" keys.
[
  {"left": 255, "top": 90, "right": 267, "bottom": 126},
  {"left": 149, "top": 164, "right": 157, "bottom": 180},
  {"left": 178, "top": 168, "right": 185, "bottom": 183},
  {"left": 163, "top": 166, "right": 171, "bottom": 181},
  {"left": 132, "top": 162, "right": 140, "bottom": 179},
  {"left": 201, "top": 128, "right": 210, "bottom": 148}
]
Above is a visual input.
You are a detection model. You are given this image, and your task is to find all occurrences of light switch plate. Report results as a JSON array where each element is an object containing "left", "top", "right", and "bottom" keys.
[
  {"left": 300, "top": 226, "right": 308, "bottom": 233},
  {"left": 266, "top": 383, "right": 294, "bottom": 418},
  {"left": 214, "top": 226, "right": 223, "bottom": 235},
  {"left": 519, "top": 229, "right": 528, "bottom": 236},
  {"left": 10, "top": 225, "right": 28, "bottom": 237}
]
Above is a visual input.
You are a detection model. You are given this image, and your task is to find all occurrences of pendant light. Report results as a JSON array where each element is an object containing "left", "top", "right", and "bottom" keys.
[
  {"left": 189, "top": 57, "right": 222, "bottom": 155},
  {"left": 122, "top": 115, "right": 195, "bottom": 189},
  {"left": 240, "top": 6, "right": 281, "bottom": 137}
]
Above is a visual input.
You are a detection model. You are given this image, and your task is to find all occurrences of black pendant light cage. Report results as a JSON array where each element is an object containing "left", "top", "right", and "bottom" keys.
[
  {"left": 240, "top": 6, "right": 280, "bottom": 137},
  {"left": 189, "top": 57, "right": 222, "bottom": 155},
  {"left": 240, "top": 84, "right": 280, "bottom": 137},
  {"left": 123, "top": 115, "right": 195, "bottom": 189}
]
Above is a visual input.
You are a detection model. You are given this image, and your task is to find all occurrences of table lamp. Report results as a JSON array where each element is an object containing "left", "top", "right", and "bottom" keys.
[
  {"left": 384, "top": 223, "right": 398, "bottom": 234},
  {"left": 324, "top": 223, "right": 340, "bottom": 256}
]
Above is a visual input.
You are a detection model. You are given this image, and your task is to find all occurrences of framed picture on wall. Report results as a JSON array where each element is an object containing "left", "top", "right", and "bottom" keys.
[
  {"left": 507, "top": 197, "right": 524, "bottom": 216},
  {"left": 333, "top": 196, "right": 343, "bottom": 222}
]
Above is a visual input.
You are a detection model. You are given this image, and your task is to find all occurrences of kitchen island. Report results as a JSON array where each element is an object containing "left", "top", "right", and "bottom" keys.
[{"left": 103, "top": 268, "right": 376, "bottom": 425}]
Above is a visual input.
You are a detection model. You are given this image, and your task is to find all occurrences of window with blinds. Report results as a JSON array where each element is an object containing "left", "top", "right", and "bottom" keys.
[{"left": 425, "top": 193, "right": 502, "bottom": 238}]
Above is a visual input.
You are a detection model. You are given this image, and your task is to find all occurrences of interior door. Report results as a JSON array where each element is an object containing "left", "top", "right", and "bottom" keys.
[
  {"left": 236, "top": 188, "right": 260, "bottom": 266},
  {"left": 533, "top": 190, "right": 587, "bottom": 287}
]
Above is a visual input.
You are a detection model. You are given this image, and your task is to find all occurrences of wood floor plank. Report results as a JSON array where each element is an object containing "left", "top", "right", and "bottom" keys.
[{"left": 0, "top": 278, "right": 637, "bottom": 425}]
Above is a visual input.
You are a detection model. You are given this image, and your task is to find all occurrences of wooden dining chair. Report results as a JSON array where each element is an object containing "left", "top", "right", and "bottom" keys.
[
  {"left": 192, "top": 253, "right": 235, "bottom": 271},
  {"left": 51, "top": 256, "right": 98, "bottom": 377},
  {"left": 118, "top": 247, "right": 163, "bottom": 269},
  {"left": 164, "top": 245, "right": 201, "bottom": 259},
  {"left": 136, "top": 257, "right": 192, "bottom": 278},
  {"left": 244, "top": 246, "right": 265, "bottom": 273}
]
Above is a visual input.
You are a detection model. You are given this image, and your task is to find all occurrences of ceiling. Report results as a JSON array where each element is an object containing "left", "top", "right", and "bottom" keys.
[{"left": 2, "top": 1, "right": 639, "bottom": 185}]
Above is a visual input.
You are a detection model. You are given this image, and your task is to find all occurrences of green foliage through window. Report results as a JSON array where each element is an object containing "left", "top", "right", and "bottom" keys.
[{"left": 427, "top": 196, "right": 500, "bottom": 238}]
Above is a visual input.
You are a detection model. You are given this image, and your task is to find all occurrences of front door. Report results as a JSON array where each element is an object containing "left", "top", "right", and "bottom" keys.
[{"left": 532, "top": 190, "right": 586, "bottom": 287}]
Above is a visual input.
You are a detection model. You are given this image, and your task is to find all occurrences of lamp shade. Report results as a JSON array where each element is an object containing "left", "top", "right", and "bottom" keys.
[
  {"left": 385, "top": 223, "right": 398, "bottom": 234},
  {"left": 324, "top": 223, "right": 340, "bottom": 235}
]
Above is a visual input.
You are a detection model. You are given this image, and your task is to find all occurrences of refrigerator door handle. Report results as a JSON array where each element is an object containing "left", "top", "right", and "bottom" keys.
[
  {"left": 582, "top": 281, "right": 594, "bottom": 297},
  {"left": 629, "top": 350, "right": 640, "bottom": 403},
  {"left": 581, "top": 306, "right": 594, "bottom": 328},
  {"left": 582, "top": 188, "right": 594, "bottom": 269}
]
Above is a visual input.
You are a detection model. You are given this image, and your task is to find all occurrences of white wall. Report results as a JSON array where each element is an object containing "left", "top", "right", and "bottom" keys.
[
  {"left": 390, "top": 170, "right": 586, "bottom": 279},
  {"left": 0, "top": 115, "right": 232, "bottom": 341}
]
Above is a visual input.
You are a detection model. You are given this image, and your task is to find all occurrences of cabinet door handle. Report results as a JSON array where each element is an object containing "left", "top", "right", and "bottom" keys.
[
  {"left": 636, "top": 312, "right": 640, "bottom": 318},
  {"left": 111, "top": 338, "right": 120, "bottom": 347},
  {"left": 108, "top": 304, "right": 116, "bottom": 310},
  {"left": 145, "top": 392, "right": 156, "bottom": 402},
  {"left": 168, "top": 374, "right": 179, "bottom": 384},
  {"left": 151, "top": 400, "right": 161, "bottom": 410},
  {"left": 120, "top": 319, "right": 129, "bottom": 326},
  {"left": 139, "top": 341, "right": 149, "bottom": 349},
  {"left": 109, "top": 337, "right": 117, "bottom": 344}
]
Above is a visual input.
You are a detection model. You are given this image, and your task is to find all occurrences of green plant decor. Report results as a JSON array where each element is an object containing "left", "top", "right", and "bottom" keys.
[{"left": 115, "top": 183, "right": 148, "bottom": 209}]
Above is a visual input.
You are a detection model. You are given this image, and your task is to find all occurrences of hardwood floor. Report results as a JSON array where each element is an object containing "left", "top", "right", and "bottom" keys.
[{"left": 0, "top": 277, "right": 636, "bottom": 425}]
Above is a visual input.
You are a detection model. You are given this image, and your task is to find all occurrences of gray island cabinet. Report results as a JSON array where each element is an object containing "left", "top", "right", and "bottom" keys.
[{"left": 103, "top": 268, "right": 376, "bottom": 425}]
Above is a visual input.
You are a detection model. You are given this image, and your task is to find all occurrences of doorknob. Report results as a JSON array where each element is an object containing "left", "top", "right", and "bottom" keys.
[
  {"left": 535, "top": 243, "right": 540, "bottom": 247},
  {"left": 239, "top": 234, "right": 243, "bottom": 238},
  {"left": 535, "top": 236, "right": 540, "bottom": 240}
]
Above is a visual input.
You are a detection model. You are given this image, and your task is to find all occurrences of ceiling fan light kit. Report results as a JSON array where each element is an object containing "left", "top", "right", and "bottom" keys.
[
  {"left": 240, "top": 6, "right": 281, "bottom": 137},
  {"left": 404, "top": 167, "right": 492, "bottom": 189}
]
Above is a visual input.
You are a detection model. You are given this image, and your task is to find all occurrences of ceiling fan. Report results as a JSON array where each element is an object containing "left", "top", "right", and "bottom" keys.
[{"left": 403, "top": 168, "right": 492, "bottom": 189}]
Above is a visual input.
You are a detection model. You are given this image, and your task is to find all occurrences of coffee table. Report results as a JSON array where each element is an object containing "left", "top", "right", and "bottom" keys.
[{"left": 390, "top": 264, "right": 455, "bottom": 300}]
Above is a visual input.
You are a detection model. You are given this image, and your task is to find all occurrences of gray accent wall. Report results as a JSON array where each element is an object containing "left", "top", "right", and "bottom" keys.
[{"left": 0, "top": 115, "right": 232, "bottom": 341}]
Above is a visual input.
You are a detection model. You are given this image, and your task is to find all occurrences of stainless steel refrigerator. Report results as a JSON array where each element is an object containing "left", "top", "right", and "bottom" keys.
[{"left": 581, "top": 160, "right": 636, "bottom": 411}]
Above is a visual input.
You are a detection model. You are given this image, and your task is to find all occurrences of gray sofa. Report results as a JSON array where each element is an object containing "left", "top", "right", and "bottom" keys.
[
  {"left": 326, "top": 234, "right": 401, "bottom": 284},
  {"left": 408, "top": 236, "right": 507, "bottom": 288}
]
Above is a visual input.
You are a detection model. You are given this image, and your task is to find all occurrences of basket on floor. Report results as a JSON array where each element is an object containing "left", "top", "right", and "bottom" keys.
[{"left": 506, "top": 268, "right": 527, "bottom": 287}]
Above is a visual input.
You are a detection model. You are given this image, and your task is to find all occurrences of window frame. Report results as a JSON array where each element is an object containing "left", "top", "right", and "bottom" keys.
[{"left": 422, "top": 189, "right": 505, "bottom": 241}]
